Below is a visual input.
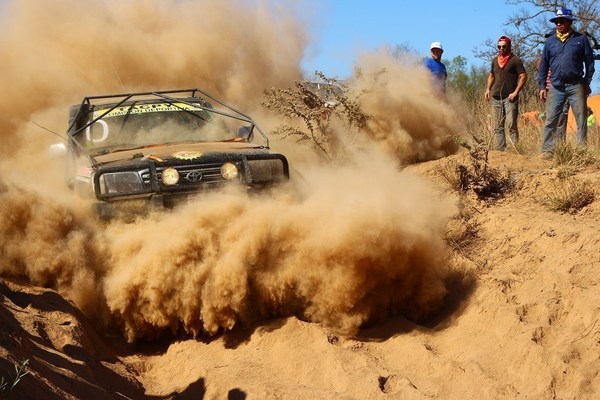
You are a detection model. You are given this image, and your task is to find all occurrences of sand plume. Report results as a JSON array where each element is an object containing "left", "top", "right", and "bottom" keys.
[
  {"left": 102, "top": 157, "right": 455, "bottom": 341},
  {"left": 0, "top": 0, "right": 460, "bottom": 342}
]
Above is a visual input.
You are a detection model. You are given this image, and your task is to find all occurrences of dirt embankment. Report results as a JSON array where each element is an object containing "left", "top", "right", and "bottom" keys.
[{"left": 2, "top": 151, "right": 599, "bottom": 399}]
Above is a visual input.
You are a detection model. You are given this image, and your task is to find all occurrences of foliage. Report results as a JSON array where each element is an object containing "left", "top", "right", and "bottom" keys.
[
  {"left": 0, "top": 359, "right": 29, "bottom": 397},
  {"left": 445, "top": 56, "right": 489, "bottom": 106},
  {"left": 263, "top": 71, "right": 371, "bottom": 160}
]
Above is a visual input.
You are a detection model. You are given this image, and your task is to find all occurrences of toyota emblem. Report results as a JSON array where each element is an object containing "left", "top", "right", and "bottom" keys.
[{"left": 185, "top": 170, "right": 203, "bottom": 182}]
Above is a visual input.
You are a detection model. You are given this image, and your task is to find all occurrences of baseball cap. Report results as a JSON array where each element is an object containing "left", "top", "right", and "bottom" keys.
[
  {"left": 430, "top": 42, "right": 443, "bottom": 51},
  {"left": 498, "top": 35, "right": 511, "bottom": 45}
]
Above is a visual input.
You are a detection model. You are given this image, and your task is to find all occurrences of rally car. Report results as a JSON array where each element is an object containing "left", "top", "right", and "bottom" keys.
[{"left": 65, "top": 88, "right": 289, "bottom": 218}]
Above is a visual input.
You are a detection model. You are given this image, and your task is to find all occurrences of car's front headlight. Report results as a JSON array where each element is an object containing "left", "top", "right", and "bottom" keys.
[
  {"left": 98, "top": 171, "right": 146, "bottom": 196},
  {"left": 221, "top": 162, "right": 239, "bottom": 180},
  {"left": 161, "top": 167, "right": 180, "bottom": 185}
]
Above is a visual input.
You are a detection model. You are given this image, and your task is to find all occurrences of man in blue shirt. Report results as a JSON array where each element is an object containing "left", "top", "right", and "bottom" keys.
[
  {"left": 537, "top": 8, "right": 595, "bottom": 155},
  {"left": 424, "top": 42, "right": 447, "bottom": 94}
]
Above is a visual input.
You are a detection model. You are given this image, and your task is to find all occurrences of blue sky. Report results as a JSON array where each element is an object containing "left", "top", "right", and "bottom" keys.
[
  {"left": 299, "top": 0, "right": 599, "bottom": 92},
  {"left": 0, "top": 0, "right": 596, "bottom": 90},
  {"left": 300, "top": 0, "right": 528, "bottom": 77}
]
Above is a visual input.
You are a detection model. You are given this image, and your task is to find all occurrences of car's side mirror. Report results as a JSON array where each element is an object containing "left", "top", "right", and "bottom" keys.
[{"left": 236, "top": 125, "right": 254, "bottom": 141}]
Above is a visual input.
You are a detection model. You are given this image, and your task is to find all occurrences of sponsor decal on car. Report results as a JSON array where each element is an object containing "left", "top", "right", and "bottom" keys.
[
  {"left": 172, "top": 151, "right": 203, "bottom": 160},
  {"left": 93, "top": 103, "right": 204, "bottom": 118}
]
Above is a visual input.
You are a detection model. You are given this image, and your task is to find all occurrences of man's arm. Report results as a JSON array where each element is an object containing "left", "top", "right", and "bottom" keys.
[
  {"left": 538, "top": 45, "right": 550, "bottom": 101},
  {"left": 509, "top": 71, "right": 527, "bottom": 102},
  {"left": 484, "top": 72, "right": 494, "bottom": 101},
  {"left": 537, "top": 44, "right": 551, "bottom": 88}
]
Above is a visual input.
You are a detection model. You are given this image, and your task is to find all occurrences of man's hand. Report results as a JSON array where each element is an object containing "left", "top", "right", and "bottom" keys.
[
  {"left": 508, "top": 92, "right": 518, "bottom": 102},
  {"left": 539, "top": 89, "right": 547, "bottom": 102},
  {"left": 484, "top": 89, "right": 491, "bottom": 101}
]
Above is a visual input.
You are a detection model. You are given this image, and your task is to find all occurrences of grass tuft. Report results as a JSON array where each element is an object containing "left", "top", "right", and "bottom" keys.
[
  {"left": 539, "top": 179, "right": 595, "bottom": 214},
  {"left": 0, "top": 359, "right": 29, "bottom": 396},
  {"left": 552, "top": 141, "right": 600, "bottom": 169}
]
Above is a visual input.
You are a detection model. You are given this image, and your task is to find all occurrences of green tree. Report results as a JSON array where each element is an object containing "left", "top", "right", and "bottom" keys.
[{"left": 446, "top": 56, "right": 489, "bottom": 106}]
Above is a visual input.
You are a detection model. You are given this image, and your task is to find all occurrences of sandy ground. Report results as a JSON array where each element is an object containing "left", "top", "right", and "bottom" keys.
[
  {"left": 0, "top": 2, "right": 599, "bottom": 399},
  {"left": 1, "top": 150, "right": 599, "bottom": 400}
]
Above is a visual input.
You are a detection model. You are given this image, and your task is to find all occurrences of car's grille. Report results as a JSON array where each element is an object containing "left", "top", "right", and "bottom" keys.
[{"left": 141, "top": 163, "right": 228, "bottom": 189}]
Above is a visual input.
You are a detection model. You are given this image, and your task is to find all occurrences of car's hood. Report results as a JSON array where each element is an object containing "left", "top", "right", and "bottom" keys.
[{"left": 94, "top": 141, "right": 264, "bottom": 164}]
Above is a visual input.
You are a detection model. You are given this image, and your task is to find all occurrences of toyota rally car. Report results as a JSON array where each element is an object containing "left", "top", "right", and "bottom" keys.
[{"left": 65, "top": 88, "right": 289, "bottom": 219}]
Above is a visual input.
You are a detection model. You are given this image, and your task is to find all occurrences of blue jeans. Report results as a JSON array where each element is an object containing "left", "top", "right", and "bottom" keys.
[
  {"left": 492, "top": 97, "right": 519, "bottom": 151},
  {"left": 556, "top": 101, "right": 570, "bottom": 139},
  {"left": 542, "top": 83, "right": 587, "bottom": 153}
]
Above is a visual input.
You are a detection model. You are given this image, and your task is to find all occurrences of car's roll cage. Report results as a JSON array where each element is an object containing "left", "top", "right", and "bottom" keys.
[{"left": 66, "top": 88, "right": 270, "bottom": 167}]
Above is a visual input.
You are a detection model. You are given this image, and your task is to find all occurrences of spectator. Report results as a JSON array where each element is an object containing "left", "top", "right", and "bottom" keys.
[
  {"left": 484, "top": 35, "right": 527, "bottom": 151},
  {"left": 587, "top": 107, "right": 596, "bottom": 127},
  {"left": 424, "top": 42, "right": 447, "bottom": 93},
  {"left": 588, "top": 107, "right": 598, "bottom": 136},
  {"left": 537, "top": 8, "right": 595, "bottom": 156},
  {"left": 542, "top": 31, "right": 571, "bottom": 139},
  {"left": 537, "top": 44, "right": 570, "bottom": 140}
]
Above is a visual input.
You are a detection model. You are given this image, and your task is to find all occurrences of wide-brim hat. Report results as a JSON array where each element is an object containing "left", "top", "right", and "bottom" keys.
[{"left": 550, "top": 8, "right": 575, "bottom": 23}]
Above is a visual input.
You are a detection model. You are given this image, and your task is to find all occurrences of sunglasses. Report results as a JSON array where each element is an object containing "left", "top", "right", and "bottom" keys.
[{"left": 497, "top": 45, "right": 508, "bottom": 49}]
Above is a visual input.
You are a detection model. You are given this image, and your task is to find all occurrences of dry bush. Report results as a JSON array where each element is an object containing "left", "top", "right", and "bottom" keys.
[
  {"left": 555, "top": 165, "right": 577, "bottom": 179},
  {"left": 262, "top": 72, "right": 371, "bottom": 161},
  {"left": 539, "top": 179, "right": 595, "bottom": 214},
  {"left": 437, "top": 138, "right": 514, "bottom": 201},
  {"left": 435, "top": 159, "right": 463, "bottom": 192}
]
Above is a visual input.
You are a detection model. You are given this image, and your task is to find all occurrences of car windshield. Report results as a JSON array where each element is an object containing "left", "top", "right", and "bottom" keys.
[{"left": 74, "top": 101, "right": 242, "bottom": 155}]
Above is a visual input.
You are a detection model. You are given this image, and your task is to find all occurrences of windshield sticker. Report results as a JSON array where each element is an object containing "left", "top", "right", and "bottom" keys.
[
  {"left": 173, "top": 151, "right": 202, "bottom": 160},
  {"left": 93, "top": 103, "right": 204, "bottom": 118},
  {"left": 85, "top": 119, "right": 109, "bottom": 143}
]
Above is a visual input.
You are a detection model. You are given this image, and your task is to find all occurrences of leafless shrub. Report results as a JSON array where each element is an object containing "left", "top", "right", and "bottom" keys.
[
  {"left": 435, "top": 159, "right": 463, "bottom": 192},
  {"left": 263, "top": 71, "right": 372, "bottom": 161},
  {"left": 439, "top": 138, "right": 514, "bottom": 200}
]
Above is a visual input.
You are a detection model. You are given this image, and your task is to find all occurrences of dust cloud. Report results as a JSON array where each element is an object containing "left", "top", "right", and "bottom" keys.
[
  {"left": 0, "top": 0, "right": 462, "bottom": 341},
  {"left": 351, "top": 49, "right": 461, "bottom": 165},
  {"left": 102, "top": 159, "right": 455, "bottom": 340},
  {"left": 0, "top": 0, "right": 306, "bottom": 157},
  {"left": 0, "top": 179, "right": 108, "bottom": 318}
]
